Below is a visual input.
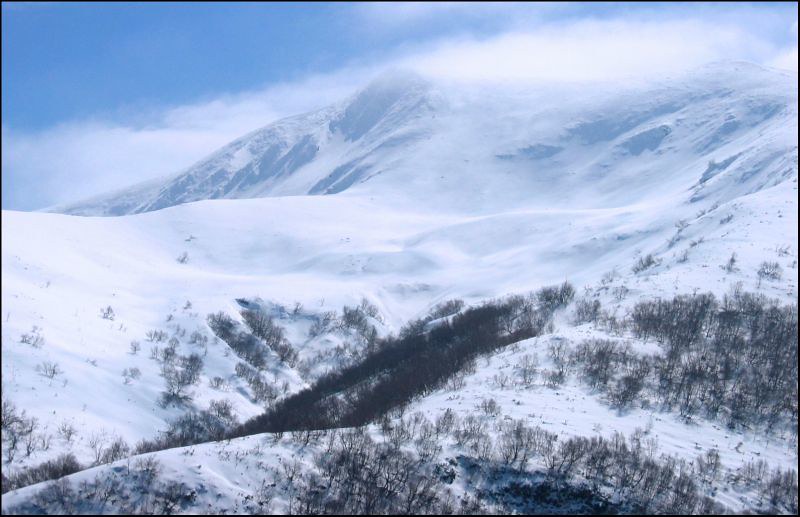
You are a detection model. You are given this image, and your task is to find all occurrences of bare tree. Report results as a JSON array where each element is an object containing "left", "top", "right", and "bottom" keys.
[
  {"left": 633, "top": 254, "right": 660, "bottom": 273},
  {"left": 757, "top": 261, "right": 782, "bottom": 286},
  {"left": 87, "top": 432, "right": 108, "bottom": 465},
  {"left": 57, "top": 421, "right": 77, "bottom": 444},
  {"left": 20, "top": 326, "right": 44, "bottom": 348},
  {"left": 22, "top": 417, "right": 40, "bottom": 457},
  {"left": 122, "top": 367, "right": 142, "bottom": 384},
  {"left": 724, "top": 252, "right": 738, "bottom": 273},
  {"left": 516, "top": 354, "right": 539, "bottom": 387},
  {"left": 36, "top": 361, "right": 62, "bottom": 379},
  {"left": 145, "top": 329, "right": 168, "bottom": 342}
]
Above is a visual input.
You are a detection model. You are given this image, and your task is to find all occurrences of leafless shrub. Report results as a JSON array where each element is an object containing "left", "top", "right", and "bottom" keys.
[
  {"left": 122, "top": 367, "right": 142, "bottom": 384},
  {"left": 757, "top": 261, "right": 783, "bottom": 286},
  {"left": 600, "top": 269, "right": 618, "bottom": 286},
  {"left": 724, "top": 252, "right": 738, "bottom": 273},
  {"left": 515, "top": 354, "right": 539, "bottom": 387},
  {"left": 57, "top": 421, "right": 77, "bottom": 444},
  {"left": 308, "top": 310, "right": 338, "bottom": 338},
  {"left": 632, "top": 254, "right": 660, "bottom": 273},
  {"left": 492, "top": 371, "right": 511, "bottom": 389},
  {"left": 612, "top": 285, "right": 630, "bottom": 301},
  {"left": 359, "top": 297, "right": 382, "bottom": 322},
  {"left": 23, "top": 418, "right": 39, "bottom": 456},
  {"left": 87, "top": 431, "right": 108, "bottom": 465},
  {"left": 100, "top": 305, "right": 115, "bottom": 320},
  {"left": 98, "top": 436, "right": 130, "bottom": 464},
  {"left": 738, "top": 459, "right": 769, "bottom": 487},
  {"left": 428, "top": 299, "right": 465, "bottom": 320},
  {"left": 2, "top": 453, "right": 83, "bottom": 492},
  {"left": 574, "top": 298, "right": 602, "bottom": 323},
  {"left": 446, "top": 372, "right": 466, "bottom": 391},
  {"left": 134, "top": 455, "right": 162, "bottom": 488},
  {"left": 479, "top": 397, "right": 500, "bottom": 417},
  {"left": 209, "top": 376, "right": 228, "bottom": 390},
  {"left": 497, "top": 419, "right": 555, "bottom": 471},
  {"left": 36, "top": 361, "right": 62, "bottom": 379},
  {"left": 188, "top": 330, "right": 208, "bottom": 345},
  {"left": 146, "top": 329, "right": 168, "bottom": 342},
  {"left": 544, "top": 369, "right": 565, "bottom": 388},
  {"left": 20, "top": 326, "right": 44, "bottom": 348},
  {"left": 775, "top": 244, "right": 791, "bottom": 257}
]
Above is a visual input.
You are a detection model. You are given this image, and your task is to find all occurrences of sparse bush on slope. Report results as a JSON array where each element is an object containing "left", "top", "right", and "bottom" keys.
[
  {"left": 234, "top": 283, "right": 574, "bottom": 435},
  {"left": 572, "top": 290, "right": 797, "bottom": 430}
]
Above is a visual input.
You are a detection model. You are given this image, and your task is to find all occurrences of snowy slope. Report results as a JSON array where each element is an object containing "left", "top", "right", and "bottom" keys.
[
  {"left": 55, "top": 62, "right": 797, "bottom": 218},
  {"left": 2, "top": 61, "right": 797, "bottom": 512},
  {"left": 54, "top": 72, "right": 440, "bottom": 216},
  {"left": 3, "top": 176, "right": 795, "bottom": 472},
  {"left": 3, "top": 320, "right": 797, "bottom": 513}
]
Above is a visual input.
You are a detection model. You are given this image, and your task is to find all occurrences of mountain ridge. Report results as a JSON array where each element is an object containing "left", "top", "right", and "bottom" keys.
[{"left": 51, "top": 63, "right": 796, "bottom": 217}]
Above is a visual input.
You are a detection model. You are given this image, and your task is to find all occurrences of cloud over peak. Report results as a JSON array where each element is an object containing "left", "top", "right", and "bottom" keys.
[{"left": 3, "top": 7, "right": 797, "bottom": 210}]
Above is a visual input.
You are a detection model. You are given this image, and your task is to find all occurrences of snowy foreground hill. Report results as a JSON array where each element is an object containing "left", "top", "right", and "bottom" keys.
[{"left": 2, "top": 62, "right": 798, "bottom": 514}]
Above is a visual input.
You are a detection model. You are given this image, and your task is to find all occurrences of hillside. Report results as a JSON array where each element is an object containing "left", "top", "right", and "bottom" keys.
[
  {"left": 55, "top": 63, "right": 797, "bottom": 218},
  {"left": 2, "top": 61, "right": 797, "bottom": 514}
]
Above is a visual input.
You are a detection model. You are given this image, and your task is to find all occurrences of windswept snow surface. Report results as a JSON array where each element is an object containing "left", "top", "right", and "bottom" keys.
[
  {"left": 2, "top": 61, "right": 797, "bottom": 512},
  {"left": 55, "top": 62, "right": 797, "bottom": 218}
]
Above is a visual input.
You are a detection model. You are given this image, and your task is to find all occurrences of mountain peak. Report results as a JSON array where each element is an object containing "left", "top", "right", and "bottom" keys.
[
  {"left": 54, "top": 62, "right": 795, "bottom": 217},
  {"left": 330, "top": 69, "right": 434, "bottom": 142}
]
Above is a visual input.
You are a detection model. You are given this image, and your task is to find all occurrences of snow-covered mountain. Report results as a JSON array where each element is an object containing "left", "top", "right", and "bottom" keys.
[
  {"left": 54, "top": 72, "right": 441, "bottom": 216},
  {"left": 3, "top": 61, "right": 798, "bottom": 514},
  {"left": 56, "top": 62, "right": 797, "bottom": 218}
]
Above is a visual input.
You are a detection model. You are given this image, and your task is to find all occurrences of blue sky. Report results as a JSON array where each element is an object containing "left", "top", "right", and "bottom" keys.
[
  {"left": 4, "top": 2, "right": 433, "bottom": 130},
  {"left": 2, "top": 2, "right": 797, "bottom": 210}
]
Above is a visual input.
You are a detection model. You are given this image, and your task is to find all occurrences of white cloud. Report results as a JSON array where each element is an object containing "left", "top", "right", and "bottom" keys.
[
  {"left": 2, "top": 68, "right": 372, "bottom": 210},
  {"left": 399, "top": 19, "right": 775, "bottom": 83},
  {"left": 766, "top": 20, "right": 798, "bottom": 71},
  {"left": 3, "top": 11, "right": 796, "bottom": 211},
  {"left": 767, "top": 46, "right": 799, "bottom": 71},
  {"left": 3, "top": 122, "right": 230, "bottom": 210},
  {"left": 352, "top": 2, "right": 555, "bottom": 30}
]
